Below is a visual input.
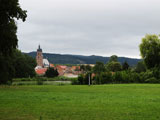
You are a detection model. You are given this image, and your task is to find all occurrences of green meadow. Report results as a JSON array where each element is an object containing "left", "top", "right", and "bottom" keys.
[{"left": 0, "top": 84, "right": 160, "bottom": 120}]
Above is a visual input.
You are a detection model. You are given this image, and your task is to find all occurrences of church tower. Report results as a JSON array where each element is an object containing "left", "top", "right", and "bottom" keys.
[{"left": 36, "top": 45, "right": 43, "bottom": 67}]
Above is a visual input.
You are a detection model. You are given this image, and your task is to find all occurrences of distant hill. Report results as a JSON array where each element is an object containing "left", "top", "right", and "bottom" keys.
[{"left": 26, "top": 52, "right": 141, "bottom": 66}]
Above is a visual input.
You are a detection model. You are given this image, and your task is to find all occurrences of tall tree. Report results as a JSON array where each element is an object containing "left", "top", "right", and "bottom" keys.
[
  {"left": 139, "top": 34, "right": 160, "bottom": 69},
  {"left": 106, "top": 61, "right": 122, "bottom": 72},
  {"left": 122, "top": 61, "right": 129, "bottom": 70},
  {"left": 109, "top": 55, "right": 118, "bottom": 62},
  {"left": 0, "top": 0, "right": 27, "bottom": 84},
  {"left": 93, "top": 61, "right": 106, "bottom": 74},
  {"left": 135, "top": 61, "right": 146, "bottom": 73},
  {"left": 0, "top": 0, "right": 27, "bottom": 56}
]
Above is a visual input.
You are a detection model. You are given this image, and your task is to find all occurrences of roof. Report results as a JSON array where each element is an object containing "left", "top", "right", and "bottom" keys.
[
  {"left": 35, "top": 68, "right": 47, "bottom": 75},
  {"left": 56, "top": 65, "right": 67, "bottom": 70},
  {"left": 50, "top": 64, "right": 54, "bottom": 68}
]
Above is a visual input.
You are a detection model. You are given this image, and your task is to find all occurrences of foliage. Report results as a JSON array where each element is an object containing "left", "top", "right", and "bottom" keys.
[
  {"left": 122, "top": 61, "right": 129, "bottom": 70},
  {"left": 0, "top": 0, "right": 27, "bottom": 83},
  {"left": 106, "top": 61, "right": 122, "bottom": 72},
  {"left": 93, "top": 61, "right": 106, "bottom": 74},
  {"left": 13, "top": 50, "right": 36, "bottom": 78},
  {"left": 109, "top": 55, "right": 118, "bottom": 62},
  {"left": 94, "top": 72, "right": 112, "bottom": 84},
  {"left": 80, "top": 64, "right": 92, "bottom": 72},
  {"left": 71, "top": 78, "right": 79, "bottom": 85},
  {"left": 0, "top": 0, "right": 27, "bottom": 56},
  {"left": 139, "top": 34, "right": 160, "bottom": 69},
  {"left": 77, "top": 73, "right": 92, "bottom": 85},
  {"left": 0, "top": 50, "right": 36, "bottom": 84},
  {"left": 135, "top": 61, "right": 146, "bottom": 73},
  {"left": 45, "top": 68, "right": 59, "bottom": 78},
  {"left": 0, "top": 55, "right": 15, "bottom": 84}
]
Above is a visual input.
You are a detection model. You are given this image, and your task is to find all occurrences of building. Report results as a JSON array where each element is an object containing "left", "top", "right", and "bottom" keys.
[
  {"left": 36, "top": 45, "right": 43, "bottom": 67},
  {"left": 35, "top": 45, "right": 82, "bottom": 77}
]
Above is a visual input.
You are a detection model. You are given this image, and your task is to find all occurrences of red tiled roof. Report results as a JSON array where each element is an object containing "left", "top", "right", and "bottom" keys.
[
  {"left": 35, "top": 68, "right": 47, "bottom": 75},
  {"left": 56, "top": 65, "right": 67, "bottom": 70},
  {"left": 50, "top": 64, "right": 54, "bottom": 68}
]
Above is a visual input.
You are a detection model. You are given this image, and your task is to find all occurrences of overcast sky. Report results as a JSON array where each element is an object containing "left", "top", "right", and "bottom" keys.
[{"left": 18, "top": 0, "right": 160, "bottom": 58}]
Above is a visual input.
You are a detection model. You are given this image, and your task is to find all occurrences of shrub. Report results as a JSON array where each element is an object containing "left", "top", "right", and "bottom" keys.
[
  {"left": 45, "top": 68, "right": 59, "bottom": 78},
  {"left": 71, "top": 78, "right": 79, "bottom": 85},
  {"left": 100, "top": 72, "right": 112, "bottom": 84},
  {"left": 113, "top": 72, "right": 123, "bottom": 83},
  {"left": 145, "top": 77, "right": 159, "bottom": 83},
  {"left": 78, "top": 74, "right": 84, "bottom": 84}
]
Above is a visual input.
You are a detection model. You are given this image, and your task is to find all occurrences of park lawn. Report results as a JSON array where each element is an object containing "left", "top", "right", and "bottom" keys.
[{"left": 0, "top": 84, "right": 160, "bottom": 120}]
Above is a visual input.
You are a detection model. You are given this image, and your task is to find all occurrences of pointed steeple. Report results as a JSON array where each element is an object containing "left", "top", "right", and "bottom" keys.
[{"left": 37, "top": 44, "right": 42, "bottom": 52}]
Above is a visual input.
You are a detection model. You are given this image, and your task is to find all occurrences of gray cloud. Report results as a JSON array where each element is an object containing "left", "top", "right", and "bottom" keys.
[{"left": 17, "top": 0, "right": 160, "bottom": 58}]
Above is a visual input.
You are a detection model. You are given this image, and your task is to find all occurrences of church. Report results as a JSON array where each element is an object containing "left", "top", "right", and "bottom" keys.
[
  {"left": 35, "top": 45, "right": 81, "bottom": 77},
  {"left": 35, "top": 45, "right": 50, "bottom": 69}
]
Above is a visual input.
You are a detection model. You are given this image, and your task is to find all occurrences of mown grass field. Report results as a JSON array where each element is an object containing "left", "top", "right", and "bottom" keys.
[{"left": 0, "top": 84, "right": 160, "bottom": 120}]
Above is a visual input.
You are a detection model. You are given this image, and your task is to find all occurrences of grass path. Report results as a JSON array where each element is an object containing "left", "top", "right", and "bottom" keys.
[{"left": 0, "top": 84, "right": 160, "bottom": 120}]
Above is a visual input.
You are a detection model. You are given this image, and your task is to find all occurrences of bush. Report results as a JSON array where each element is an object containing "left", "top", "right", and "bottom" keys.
[
  {"left": 71, "top": 78, "right": 79, "bottom": 85},
  {"left": 45, "top": 68, "right": 59, "bottom": 78},
  {"left": 145, "top": 77, "right": 159, "bottom": 83},
  {"left": 113, "top": 72, "right": 123, "bottom": 83},
  {"left": 100, "top": 72, "right": 112, "bottom": 84}
]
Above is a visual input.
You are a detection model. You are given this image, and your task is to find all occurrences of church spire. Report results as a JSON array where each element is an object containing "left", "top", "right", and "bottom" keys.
[{"left": 37, "top": 44, "right": 42, "bottom": 52}]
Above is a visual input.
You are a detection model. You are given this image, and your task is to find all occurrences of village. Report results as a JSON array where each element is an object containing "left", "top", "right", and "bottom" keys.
[{"left": 35, "top": 45, "right": 94, "bottom": 77}]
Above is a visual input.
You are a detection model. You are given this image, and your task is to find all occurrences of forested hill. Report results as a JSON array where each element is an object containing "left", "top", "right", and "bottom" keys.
[{"left": 26, "top": 52, "right": 141, "bottom": 66}]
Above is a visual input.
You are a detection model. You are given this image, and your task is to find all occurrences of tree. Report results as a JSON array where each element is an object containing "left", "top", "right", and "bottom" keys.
[
  {"left": 45, "top": 68, "right": 59, "bottom": 78},
  {"left": 0, "top": 0, "right": 27, "bottom": 84},
  {"left": 139, "top": 34, "right": 160, "bottom": 69},
  {"left": 0, "top": 0, "right": 27, "bottom": 56},
  {"left": 109, "top": 55, "right": 118, "bottom": 62},
  {"left": 93, "top": 61, "right": 106, "bottom": 74},
  {"left": 122, "top": 61, "right": 129, "bottom": 70},
  {"left": 106, "top": 61, "right": 122, "bottom": 72},
  {"left": 13, "top": 50, "right": 36, "bottom": 78},
  {"left": 135, "top": 61, "right": 146, "bottom": 73}
]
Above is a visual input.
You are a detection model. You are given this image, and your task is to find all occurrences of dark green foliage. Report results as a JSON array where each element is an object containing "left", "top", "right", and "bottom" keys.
[
  {"left": 93, "top": 61, "right": 106, "bottom": 74},
  {"left": 80, "top": 64, "right": 92, "bottom": 72},
  {"left": 85, "top": 65, "right": 92, "bottom": 71},
  {"left": 0, "top": 50, "right": 36, "bottom": 84},
  {"left": 71, "top": 78, "right": 79, "bottom": 85},
  {"left": 0, "top": 0, "right": 27, "bottom": 83},
  {"left": 112, "top": 72, "right": 123, "bottom": 83},
  {"left": 145, "top": 77, "right": 159, "bottom": 83},
  {"left": 77, "top": 73, "right": 92, "bottom": 85},
  {"left": 78, "top": 74, "right": 84, "bottom": 84},
  {"left": 135, "top": 61, "right": 146, "bottom": 73},
  {"left": 94, "top": 72, "right": 112, "bottom": 84},
  {"left": 139, "top": 34, "right": 160, "bottom": 69},
  {"left": 45, "top": 68, "right": 59, "bottom": 78},
  {"left": 122, "top": 61, "right": 129, "bottom": 70},
  {"left": 0, "top": 0, "right": 27, "bottom": 56},
  {"left": 0, "top": 55, "right": 15, "bottom": 84},
  {"left": 13, "top": 50, "right": 36, "bottom": 78},
  {"left": 106, "top": 61, "right": 122, "bottom": 72},
  {"left": 109, "top": 55, "right": 118, "bottom": 62}
]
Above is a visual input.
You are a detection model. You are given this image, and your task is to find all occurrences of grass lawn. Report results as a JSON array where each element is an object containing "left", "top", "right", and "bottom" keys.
[{"left": 0, "top": 84, "right": 160, "bottom": 120}]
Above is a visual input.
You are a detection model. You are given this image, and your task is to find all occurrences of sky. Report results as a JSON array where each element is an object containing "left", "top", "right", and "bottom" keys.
[{"left": 18, "top": 0, "right": 160, "bottom": 58}]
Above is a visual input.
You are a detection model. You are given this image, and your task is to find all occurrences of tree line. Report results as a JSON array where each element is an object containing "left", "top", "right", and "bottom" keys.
[{"left": 76, "top": 34, "right": 160, "bottom": 84}]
